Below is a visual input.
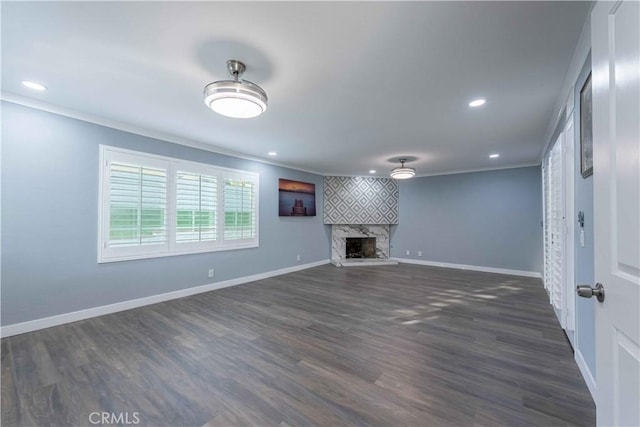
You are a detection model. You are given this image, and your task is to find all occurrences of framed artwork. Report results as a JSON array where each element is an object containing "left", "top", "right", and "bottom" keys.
[
  {"left": 278, "top": 179, "right": 316, "bottom": 216},
  {"left": 580, "top": 73, "right": 593, "bottom": 178}
]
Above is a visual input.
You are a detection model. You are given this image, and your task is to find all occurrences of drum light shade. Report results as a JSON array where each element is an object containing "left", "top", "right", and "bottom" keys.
[
  {"left": 203, "top": 60, "right": 267, "bottom": 119},
  {"left": 390, "top": 159, "right": 416, "bottom": 179}
]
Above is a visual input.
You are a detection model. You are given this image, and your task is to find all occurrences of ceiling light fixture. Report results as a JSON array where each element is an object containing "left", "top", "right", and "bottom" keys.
[
  {"left": 390, "top": 159, "right": 416, "bottom": 180},
  {"left": 22, "top": 81, "right": 47, "bottom": 91},
  {"left": 489, "top": 153, "right": 500, "bottom": 158},
  {"left": 469, "top": 98, "right": 486, "bottom": 107},
  {"left": 268, "top": 151, "right": 277, "bottom": 156},
  {"left": 203, "top": 60, "right": 267, "bottom": 119},
  {"left": 369, "top": 170, "right": 376, "bottom": 174}
]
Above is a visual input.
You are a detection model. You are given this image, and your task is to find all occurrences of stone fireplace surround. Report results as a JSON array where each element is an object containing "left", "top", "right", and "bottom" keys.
[{"left": 331, "top": 224, "right": 397, "bottom": 267}]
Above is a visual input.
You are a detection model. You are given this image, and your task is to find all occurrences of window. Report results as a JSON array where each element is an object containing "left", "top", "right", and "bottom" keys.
[
  {"left": 223, "top": 175, "right": 256, "bottom": 241},
  {"left": 542, "top": 119, "right": 577, "bottom": 333},
  {"left": 543, "top": 136, "right": 564, "bottom": 311},
  {"left": 99, "top": 146, "right": 258, "bottom": 262},
  {"left": 109, "top": 164, "right": 167, "bottom": 247},
  {"left": 176, "top": 171, "right": 217, "bottom": 244}
]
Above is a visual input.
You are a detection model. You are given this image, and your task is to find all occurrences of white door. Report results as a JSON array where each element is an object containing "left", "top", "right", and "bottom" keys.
[{"left": 591, "top": 1, "right": 640, "bottom": 425}]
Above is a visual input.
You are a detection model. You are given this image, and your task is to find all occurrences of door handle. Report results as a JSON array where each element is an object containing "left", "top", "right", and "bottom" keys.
[{"left": 576, "top": 283, "right": 605, "bottom": 302}]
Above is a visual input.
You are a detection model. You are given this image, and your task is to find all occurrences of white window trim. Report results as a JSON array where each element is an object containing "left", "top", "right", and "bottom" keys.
[{"left": 98, "top": 145, "right": 259, "bottom": 263}]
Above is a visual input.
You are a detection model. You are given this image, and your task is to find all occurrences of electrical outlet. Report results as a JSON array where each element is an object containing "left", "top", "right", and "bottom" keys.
[
  {"left": 405, "top": 250, "right": 410, "bottom": 256},
  {"left": 208, "top": 268, "right": 215, "bottom": 278},
  {"left": 418, "top": 250, "right": 423, "bottom": 257},
  {"left": 296, "top": 254, "right": 301, "bottom": 262}
]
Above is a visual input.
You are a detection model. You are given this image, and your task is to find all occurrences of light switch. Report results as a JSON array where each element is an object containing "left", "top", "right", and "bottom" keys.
[{"left": 580, "top": 229, "right": 585, "bottom": 247}]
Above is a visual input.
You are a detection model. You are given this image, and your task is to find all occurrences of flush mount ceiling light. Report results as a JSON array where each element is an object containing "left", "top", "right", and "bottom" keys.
[
  {"left": 469, "top": 98, "right": 486, "bottom": 107},
  {"left": 203, "top": 60, "right": 267, "bottom": 119},
  {"left": 22, "top": 80, "right": 47, "bottom": 91},
  {"left": 390, "top": 159, "right": 416, "bottom": 180},
  {"left": 489, "top": 153, "right": 500, "bottom": 158}
]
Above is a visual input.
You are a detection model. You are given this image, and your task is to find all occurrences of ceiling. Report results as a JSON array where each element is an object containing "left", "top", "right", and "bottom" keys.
[{"left": 2, "top": 1, "right": 591, "bottom": 177}]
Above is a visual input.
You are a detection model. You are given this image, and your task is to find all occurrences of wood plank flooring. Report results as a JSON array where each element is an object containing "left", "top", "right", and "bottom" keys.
[{"left": 1, "top": 264, "right": 595, "bottom": 426}]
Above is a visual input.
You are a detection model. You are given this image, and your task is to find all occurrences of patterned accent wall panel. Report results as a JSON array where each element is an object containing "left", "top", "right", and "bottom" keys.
[{"left": 323, "top": 176, "right": 399, "bottom": 224}]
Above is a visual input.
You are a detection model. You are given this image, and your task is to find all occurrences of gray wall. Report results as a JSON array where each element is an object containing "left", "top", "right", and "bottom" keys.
[
  {"left": 573, "top": 55, "right": 596, "bottom": 375},
  {"left": 1, "top": 101, "right": 330, "bottom": 325},
  {"left": 392, "top": 166, "right": 543, "bottom": 273}
]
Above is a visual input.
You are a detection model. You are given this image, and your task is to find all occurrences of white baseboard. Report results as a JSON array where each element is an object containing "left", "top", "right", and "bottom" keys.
[
  {"left": 575, "top": 348, "right": 597, "bottom": 403},
  {"left": 393, "top": 258, "right": 542, "bottom": 278},
  {"left": 0, "top": 259, "right": 330, "bottom": 338}
]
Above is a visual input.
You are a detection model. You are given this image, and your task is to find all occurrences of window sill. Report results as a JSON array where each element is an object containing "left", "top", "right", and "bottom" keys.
[{"left": 98, "top": 242, "right": 259, "bottom": 263}]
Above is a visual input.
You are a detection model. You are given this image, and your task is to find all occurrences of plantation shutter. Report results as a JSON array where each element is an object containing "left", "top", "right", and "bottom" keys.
[
  {"left": 176, "top": 171, "right": 217, "bottom": 243},
  {"left": 99, "top": 146, "right": 259, "bottom": 262},
  {"left": 543, "top": 161, "right": 551, "bottom": 293},
  {"left": 223, "top": 175, "right": 257, "bottom": 242},
  {"left": 108, "top": 162, "right": 167, "bottom": 248},
  {"left": 545, "top": 140, "right": 564, "bottom": 310}
]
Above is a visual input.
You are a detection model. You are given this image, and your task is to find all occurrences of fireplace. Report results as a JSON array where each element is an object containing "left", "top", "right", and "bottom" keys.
[
  {"left": 346, "top": 237, "right": 376, "bottom": 259},
  {"left": 330, "top": 224, "right": 397, "bottom": 267}
]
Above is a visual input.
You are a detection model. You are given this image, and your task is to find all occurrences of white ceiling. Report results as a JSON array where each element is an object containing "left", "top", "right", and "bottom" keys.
[{"left": 2, "top": 1, "right": 591, "bottom": 176}]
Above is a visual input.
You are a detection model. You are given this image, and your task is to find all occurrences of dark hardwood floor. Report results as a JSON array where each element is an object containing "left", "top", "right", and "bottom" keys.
[{"left": 1, "top": 264, "right": 595, "bottom": 426}]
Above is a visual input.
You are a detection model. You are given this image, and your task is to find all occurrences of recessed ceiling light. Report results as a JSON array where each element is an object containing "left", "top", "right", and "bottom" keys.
[
  {"left": 268, "top": 151, "right": 277, "bottom": 156},
  {"left": 369, "top": 170, "right": 376, "bottom": 174},
  {"left": 22, "top": 81, "right": 47, "bottom": 91},
  {"left": 469, "top": 98, "right": 486, "bottom": 108},
  {"left": 489, "top": 153, "right": 500, "bottom": 158}
]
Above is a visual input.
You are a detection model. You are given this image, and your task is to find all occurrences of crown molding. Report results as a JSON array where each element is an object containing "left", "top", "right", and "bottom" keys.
[
  {"left": 412, "top": 162, "right": 541, "bottom": 178},
  {"left": 3, "top": 93, "right": 541, "bottom": 179},
  {"left": 1, "top": 92, "right": 325, "bottom": 176},
  {"left": 322, "top": 162, "right": 540, "bottom": 179}
]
